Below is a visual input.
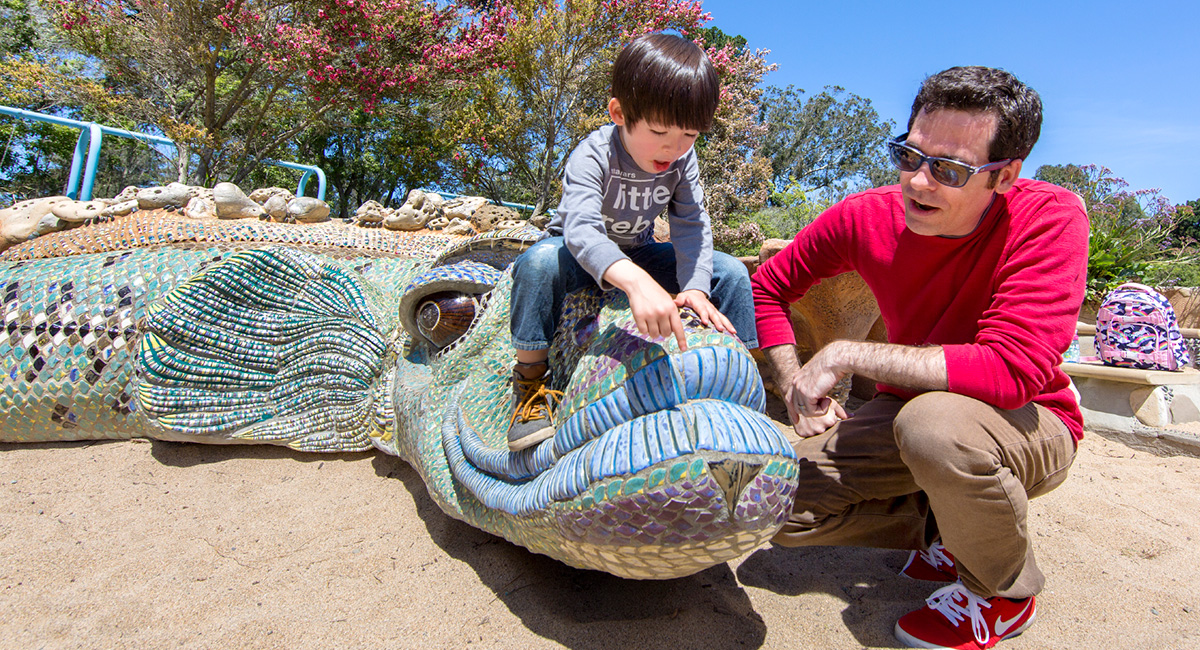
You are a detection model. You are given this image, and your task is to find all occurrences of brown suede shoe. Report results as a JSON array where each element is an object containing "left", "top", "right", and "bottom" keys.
[{"left": 507, "top": 362, "right": 563, "bottom": 451}]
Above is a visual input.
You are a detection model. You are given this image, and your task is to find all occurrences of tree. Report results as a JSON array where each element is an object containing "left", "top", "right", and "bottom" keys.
[
  {"left": 444, "top": 0, "right": 709, "bottom": 214},
  {"left": 758, "top": 84, "right": 895, "bottom": 200},
  {"left": 50, "top": 0, "right": 513, "bottom": 186},
  {"left": 1035, "top": 163, "right": 1187, "bottom": 299},
  {"left": 270, "top": 101, "right": 452, "bottom": 219},
  {"left": 1174, "top": 198, "right": 1200, "bottom": 244},
  {"left": 693, "top": 27, "right": 774, "bottom": 250}
]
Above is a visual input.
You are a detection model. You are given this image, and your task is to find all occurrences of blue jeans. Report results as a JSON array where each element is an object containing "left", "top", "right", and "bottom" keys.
[{"left": 509, "top": 236, "right": 759, "bottom": 350}]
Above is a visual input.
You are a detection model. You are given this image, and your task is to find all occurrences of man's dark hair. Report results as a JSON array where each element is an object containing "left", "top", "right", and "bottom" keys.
[
  {"left": 612, "top": 33, "right": 720, "bottom": 132},
  {"left": 908, "top": 66, "right": 1043, "bottom": 163}
]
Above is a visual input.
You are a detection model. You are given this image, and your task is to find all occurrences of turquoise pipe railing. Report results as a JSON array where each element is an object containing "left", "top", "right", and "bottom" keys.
[{"left": 0, "top": 106, "right": 326, "bottom": 201}]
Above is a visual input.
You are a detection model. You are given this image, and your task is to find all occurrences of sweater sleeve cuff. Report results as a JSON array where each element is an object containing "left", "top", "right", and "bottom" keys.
[
  {"left": 575, "top": 243, "right": 628, "bottom": 291},
  {"left": 943, "top": 343, "right": 991, "bottom": 398}
]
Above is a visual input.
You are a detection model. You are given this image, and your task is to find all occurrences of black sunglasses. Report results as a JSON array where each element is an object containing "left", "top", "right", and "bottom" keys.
[{"left": 887, "top": 133, "right": 1011, "bottom": 188}]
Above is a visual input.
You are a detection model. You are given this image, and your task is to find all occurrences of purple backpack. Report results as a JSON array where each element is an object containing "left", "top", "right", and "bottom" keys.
[{"left": 1095, "top": 282, "right": 1191, "bottom": 371}]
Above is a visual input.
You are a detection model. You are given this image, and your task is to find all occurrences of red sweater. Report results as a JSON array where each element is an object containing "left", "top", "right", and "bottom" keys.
[{"left": 752, "top": 180, "right": 1089, "bottom": 441}]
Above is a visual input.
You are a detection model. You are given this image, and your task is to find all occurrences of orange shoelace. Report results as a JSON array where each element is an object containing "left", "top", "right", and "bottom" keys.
[{"left": 511, "top": 376, "right": 564, "bottom": 425}]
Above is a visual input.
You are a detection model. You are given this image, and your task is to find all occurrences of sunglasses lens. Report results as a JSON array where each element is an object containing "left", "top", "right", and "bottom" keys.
[
  {"left": 930, "top": 160, "right": 969, "bottom": 188},
  {"left": 889, "top": 143, "right": 923, "bottom": 172}
]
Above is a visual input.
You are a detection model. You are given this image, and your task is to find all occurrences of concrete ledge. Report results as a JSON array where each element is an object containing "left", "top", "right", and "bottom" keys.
[
  {"left": 1062, "top": 362, "right": 1200, "bottom": 385},
  {"left": 1082, "top": 421, "right": 1200, "bottom": 459}
]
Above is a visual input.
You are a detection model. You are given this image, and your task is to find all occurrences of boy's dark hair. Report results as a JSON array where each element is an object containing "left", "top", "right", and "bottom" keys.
[
  {"left": 612, "top": 33, "right": 720, "bottom": 132},
  {"left": 909, "top": 66, "right": 1043, "bottom": 163}
]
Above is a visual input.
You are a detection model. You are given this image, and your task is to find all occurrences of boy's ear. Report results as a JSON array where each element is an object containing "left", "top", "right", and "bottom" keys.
[{"left": 608, "top": 98, "right": 626, "bottom": 126}]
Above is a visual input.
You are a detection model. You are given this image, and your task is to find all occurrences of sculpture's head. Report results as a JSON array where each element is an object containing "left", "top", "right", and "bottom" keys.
[{"left": 393, "top": 228, "right": 798, "bottom": 579}]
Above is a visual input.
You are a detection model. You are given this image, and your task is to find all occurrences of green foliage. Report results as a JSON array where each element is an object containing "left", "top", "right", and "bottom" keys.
[
  {"left": 280, "top": 103, "right": 451, "bottom": 219},
  {"left": 1172, "top": 199, "right": 1200, "bottom": 244},
  {"left": 1035, "top": 163, "right": 1195, "bottom": 301},
  {"left": 759, "top": 84, "right": 895, "bottom": 201},
  {"left": 0, "top": 0, "right": 37, "bottom": 55}
]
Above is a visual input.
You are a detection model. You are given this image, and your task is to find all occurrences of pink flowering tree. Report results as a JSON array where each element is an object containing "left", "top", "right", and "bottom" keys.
[
  {"left": 691, "top": 27, "right": 775, "bottom": 252},
  {"left": 54, "top": 0, "right": 513, "bottom": 185}
]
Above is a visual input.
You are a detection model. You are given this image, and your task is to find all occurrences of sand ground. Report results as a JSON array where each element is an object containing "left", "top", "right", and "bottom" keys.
[{"left": 2, "top": 428, "right": 1199, "bottom": 650}]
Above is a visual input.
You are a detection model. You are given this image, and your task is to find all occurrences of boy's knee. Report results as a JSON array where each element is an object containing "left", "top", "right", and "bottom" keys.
[
  {"left": 712, "top": 252, "right": 752, "bottom": 288},
  {"left": 514, "top": 240, "right": 562, "bottom": 279}
]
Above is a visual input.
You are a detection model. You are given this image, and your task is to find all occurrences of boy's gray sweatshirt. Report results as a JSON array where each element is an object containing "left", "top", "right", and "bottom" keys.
[{"left": 546, "top": 124, "right": 713, "bottom": 294}]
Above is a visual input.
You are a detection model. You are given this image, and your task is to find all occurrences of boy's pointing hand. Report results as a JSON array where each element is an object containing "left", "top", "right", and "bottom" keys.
[{"left": 674, "top": 290, "right": 736, "bottom": 337}]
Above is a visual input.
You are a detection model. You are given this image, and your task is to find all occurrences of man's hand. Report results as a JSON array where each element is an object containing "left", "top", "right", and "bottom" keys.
[
  {"left": 784, "top": 383, "right": 847, "bottom": 438},
  {"left": 763, "top": 344, "right": 845, "bottom": 438},
  {"left": 787, "top": 344, "right": 847, "bottom": 421},
  {"left": 674, "top": 289, "right": 736, "bottom": 336}
]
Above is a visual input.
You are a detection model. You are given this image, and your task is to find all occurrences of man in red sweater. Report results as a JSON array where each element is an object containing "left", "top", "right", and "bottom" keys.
[{"left": 751, "top": 66, "right": 1088, "bottom": 650}]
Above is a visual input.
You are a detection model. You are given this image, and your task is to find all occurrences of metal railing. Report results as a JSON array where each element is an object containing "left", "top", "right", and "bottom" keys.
[{"left": 0, "top": 105, "right": 326, "bottom": 201}]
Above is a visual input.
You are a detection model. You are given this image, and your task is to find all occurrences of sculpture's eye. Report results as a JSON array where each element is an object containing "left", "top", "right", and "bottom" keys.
[{"left": 414, "top": 291, "right": 479, "bottom": 349}]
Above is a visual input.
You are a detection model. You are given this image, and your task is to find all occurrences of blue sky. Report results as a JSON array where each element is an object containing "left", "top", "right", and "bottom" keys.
[{"left": 699, "top": 0, "right": 1200, "bottom": 204}]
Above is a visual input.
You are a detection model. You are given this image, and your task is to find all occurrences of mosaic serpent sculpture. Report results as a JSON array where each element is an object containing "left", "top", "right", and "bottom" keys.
[{"left": 0, "top": 211, "right": 798, "bottom": 579}]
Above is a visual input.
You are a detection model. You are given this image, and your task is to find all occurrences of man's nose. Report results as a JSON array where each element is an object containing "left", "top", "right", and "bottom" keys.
[{"left": 907, "top": 161, "right": 938, "bottom": 190}]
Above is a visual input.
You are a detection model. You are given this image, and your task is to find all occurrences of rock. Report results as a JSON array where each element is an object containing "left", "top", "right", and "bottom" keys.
[
  {"left": 471, "top": 204, "right": 518, "bottom": 232},
  {"left": 426, "top": 216, "right": 449, "bottom": 230},
  {"left": 213, "top": 182, "right": 265, "bottom": 220},
  {"left": 443, "top": 218, "right": 476, "bottom": 236},
  {"left": 102, "top": 200, "right": 138, "bottom": 219},
  {"left": 443, "top": 196, "right": 488, "bottom": 221},
  {"left": 51, "top": 200, "right": 107, "bottom": 223},
  {"left": 384, "top": 189, "right": 444, "bottom": 231},
  {"left": 0, "top": 196, "right": 72, "bottom": 252},
  {"left": 758, "top": 238, "right": 791, "bottom": 266},
  {"left": 353, "top": 200, "right": 389, "bottom": 226},
  {"left": 183, "top": 195, "right": 217, "bottom": 220},
  {"left": 137, "top": 182, "right": 197, "bottom": 210},
  {"left": 248, "top": 187, "right": 294, "bottom": 206},
  {"left": 286, "top": 197, "right": 330, "bottom": 223},
  {"left": 529, "top": 213, "right": 552, "bottom": 230},
  {"left": 384, "top": 204, "right": 426, "bottom": 230},
  {"left": 111, "top": 186, "right": 139, "bottom": 204},
  {"left": 263, "top": 195, "right": 289, "bottom": 221},
  {"left": 493, "top": 219, "right": 525, "bottom": 231}
]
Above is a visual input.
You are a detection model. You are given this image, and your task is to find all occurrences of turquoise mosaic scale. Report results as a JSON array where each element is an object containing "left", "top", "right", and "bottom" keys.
[{"left": 0, "top": 216, "right": 797, "bottom": 579}]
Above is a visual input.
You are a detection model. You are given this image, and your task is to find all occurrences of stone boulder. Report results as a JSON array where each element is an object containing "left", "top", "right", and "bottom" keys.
[
  {"left": 443, "top": 218, "right": 476, "bottom": 236},
  {"left": 137, "top": 182, "right": 198, "bottom": 210},
  {"left": 262, "top": 195, "right": 290, "bottom": 221},
  {"left": 286, "top": 197, "right": 331, "bottom": 223},
  {"left": 385, "top": 189, "right": 443, "bottom": 231},
  {"left": 470, "top": 204, "right": 518, "bottom": 232},
  {"left": 0, "top": 196, "right": 72, "bottom": 252},
  {"left": 213, "top": 183, "right": 265, "bottom": 220},
  {"left": 353, "top": 200, "right": 389, "bottom": 226},
  {"left": 51, "top": 200, "right": 107, "bottom": 223},
  {"left": 442, "top": 196, "right": 488, "bottom": 221},
  {"left": 183, "top": 195, "right": 217, "bottom": 220}
]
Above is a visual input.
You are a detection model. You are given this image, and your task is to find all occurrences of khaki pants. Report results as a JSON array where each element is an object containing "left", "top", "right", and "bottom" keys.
[{"left": 773, "top": 391, "right": 1077, "bottom": 599}]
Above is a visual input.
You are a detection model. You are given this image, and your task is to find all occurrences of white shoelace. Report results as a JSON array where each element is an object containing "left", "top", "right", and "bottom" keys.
[
  {"left": 925, "top": 582, "right": 992, "bottom": 646},
  {"left": 921, "top": 541, "right": 954, "bottom": 571}
]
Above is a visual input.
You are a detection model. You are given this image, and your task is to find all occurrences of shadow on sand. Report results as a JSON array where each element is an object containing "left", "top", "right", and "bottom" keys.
[{"left": 374, "top": 453, "right": 938, "bottom": 649}]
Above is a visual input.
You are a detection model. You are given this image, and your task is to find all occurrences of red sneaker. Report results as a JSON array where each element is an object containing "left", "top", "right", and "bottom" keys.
[
  {"left": 894, "top": 582, "right": 1036, "bottom": 649},
  {"left": 901, "top": 541, "right": 958, "bottom": 582}
]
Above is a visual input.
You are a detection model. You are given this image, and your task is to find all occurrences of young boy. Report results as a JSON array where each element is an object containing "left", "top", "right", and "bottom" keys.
[{"left": 506, "top": 33, "right": 759, "bottom": 451}]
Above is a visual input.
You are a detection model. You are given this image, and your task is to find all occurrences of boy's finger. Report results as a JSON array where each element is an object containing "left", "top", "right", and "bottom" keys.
[{"left": 671, "top": 314, "right": 688, "bottom": 350}]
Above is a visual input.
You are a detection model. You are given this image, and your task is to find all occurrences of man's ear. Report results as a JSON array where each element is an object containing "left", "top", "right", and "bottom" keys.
[
  {"left": 608, "top": 98, "right": 625, "bottom": 126},
  {"left": 993, "top": 159, "right": 1023, "bottom": 194}
]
